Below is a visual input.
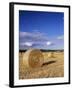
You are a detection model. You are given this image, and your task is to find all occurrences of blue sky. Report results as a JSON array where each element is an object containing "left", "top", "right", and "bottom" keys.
[{"left": 19, "top": 10, "right": 64, "bottom": 50}]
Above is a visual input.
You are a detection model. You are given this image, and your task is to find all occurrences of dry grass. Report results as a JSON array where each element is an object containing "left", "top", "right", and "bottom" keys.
[{"left": 19, "top": 51, "right": 64, "bottom": 79}]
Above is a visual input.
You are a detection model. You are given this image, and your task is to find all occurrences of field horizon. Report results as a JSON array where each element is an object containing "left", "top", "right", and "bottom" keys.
[{"left": 19, "top": 49, "right": 64, "bottom": 52}]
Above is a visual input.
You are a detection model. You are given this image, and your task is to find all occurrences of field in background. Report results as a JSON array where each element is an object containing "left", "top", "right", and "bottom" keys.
[{"left": 19, "top": 50, "right": 64, "bottom": 79}]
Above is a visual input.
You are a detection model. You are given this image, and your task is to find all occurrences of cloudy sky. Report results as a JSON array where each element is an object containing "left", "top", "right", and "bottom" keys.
[{"left": 19, "top": 10, "right": 64, "bottom": 50}]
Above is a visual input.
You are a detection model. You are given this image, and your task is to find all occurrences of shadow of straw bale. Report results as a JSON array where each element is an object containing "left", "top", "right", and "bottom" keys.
[{"left": 42, "top": 60, "right": 56, "bottom": 66}]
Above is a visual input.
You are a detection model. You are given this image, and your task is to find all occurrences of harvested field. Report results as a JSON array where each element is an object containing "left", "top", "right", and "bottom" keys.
[{"left": 19, "top": 50, "right": 64, "bottom": 79}]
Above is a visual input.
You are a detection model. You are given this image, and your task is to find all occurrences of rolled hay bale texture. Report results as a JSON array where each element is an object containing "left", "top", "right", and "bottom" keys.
[
  {"left": 23, "top": 49, "right": 44, "bottom": 68},
  {"left": 19, "top": 52, "right": 24, "bottom": 68}
]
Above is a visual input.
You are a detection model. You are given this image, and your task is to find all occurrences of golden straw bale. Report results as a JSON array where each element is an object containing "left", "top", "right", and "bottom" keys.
[
  {"left": 23, "top": 49, "right": 44, "bottom": 68},
  {"left": 48, "top": 52, "right": 55, "bottom": 58}
]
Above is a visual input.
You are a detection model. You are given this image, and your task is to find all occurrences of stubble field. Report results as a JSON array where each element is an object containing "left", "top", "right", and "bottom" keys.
[{"left": 19, "top": 51, "right": 64, "bottom": 79}]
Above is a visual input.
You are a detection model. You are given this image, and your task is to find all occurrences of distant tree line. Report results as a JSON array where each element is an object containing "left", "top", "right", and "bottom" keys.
[{"left": 19, "top": 49, "right": 64, "bottom": 53}]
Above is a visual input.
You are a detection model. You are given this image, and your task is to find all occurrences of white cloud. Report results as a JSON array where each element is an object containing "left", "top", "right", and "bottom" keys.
[
  {"left": 20, "top": 31, "right": 47, "bottom": 38},
  {"left": 19, "top": 31, "right": 48, "bottom": 42},
  {"left": 25, "top": 42, "right": 33, "bottom": 46},
  {"left": 46, "top": 41, "right": 52, "bottom": 46},
  {"left": 19, "top": 31, "right": 52, "bottom": 49},
  {"left": 19, "top": 32, "right": 32, "bottom": 37},
  {"left": 20, "top": 42, "right": 33, "bottom": 46},
  {"left": 57, "top": 35, "right": 64, "bottom": 40}
]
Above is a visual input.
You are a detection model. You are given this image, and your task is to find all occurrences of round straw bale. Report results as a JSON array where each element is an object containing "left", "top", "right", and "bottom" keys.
[
  {"left": 23, "top": 49, "right": 44, "bottom": 68},
  {"left": 48, "top": 52, "right": 55, "bottom": 58}
]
